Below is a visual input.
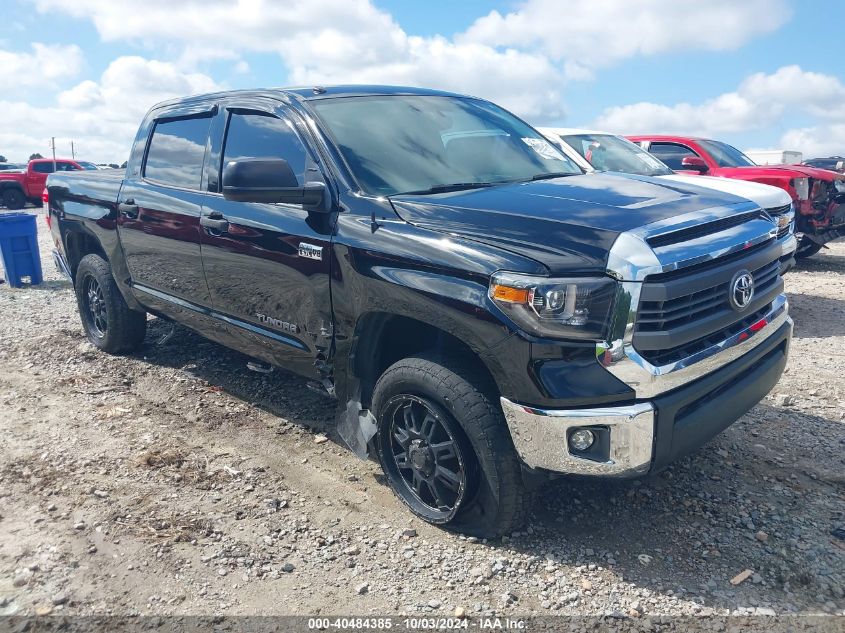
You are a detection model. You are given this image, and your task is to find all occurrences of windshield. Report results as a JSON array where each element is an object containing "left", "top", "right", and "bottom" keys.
[
  {"left": 76, "top": 161, "right": 99, "bottom": 170},
  {"left": 561, "top": 134, "right": 672, "bottom": 177},
  {"left": 310, "top": 95, "right": 582, "bottom": 196},
  {"left": 698, "top": 140, "right": 755, "bottom": 167}
]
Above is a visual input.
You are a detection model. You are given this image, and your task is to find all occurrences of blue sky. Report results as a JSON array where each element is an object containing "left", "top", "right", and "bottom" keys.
[{"left": 1, "top": 0, "right": 843, "bottom": 162}]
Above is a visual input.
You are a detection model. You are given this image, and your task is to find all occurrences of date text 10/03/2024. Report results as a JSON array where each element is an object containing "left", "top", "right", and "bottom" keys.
[{"left": 306, "top": 617, "right": 526, "bottom": 630}]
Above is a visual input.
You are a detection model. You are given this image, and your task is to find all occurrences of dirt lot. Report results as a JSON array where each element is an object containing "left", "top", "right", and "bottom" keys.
[{"left": 1, "top": 214, "right": 843, "bottom": 619}]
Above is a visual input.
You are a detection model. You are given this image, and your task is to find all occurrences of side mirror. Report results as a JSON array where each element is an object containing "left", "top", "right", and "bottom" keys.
[
  {"left": 680, "top": 156, "right": 709, "bottom": 174},
  {"left": 836, "top": 160, "right": 844, "bottom": 172},
  {"left": 222, "top": 158, "right": 329, "bottom": 212}
]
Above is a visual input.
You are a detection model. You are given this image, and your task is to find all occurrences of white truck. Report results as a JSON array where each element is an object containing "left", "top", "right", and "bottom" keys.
[
  {"left": 540, "top": 127, "right": 797, "bottom": 270},
  {"left": 744, "top": 149, "right": 803, "bottom": 166}
]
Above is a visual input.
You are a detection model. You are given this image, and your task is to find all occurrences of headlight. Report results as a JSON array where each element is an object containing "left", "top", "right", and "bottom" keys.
[
  {"left": 792, "top": 177, "right": 809, "bottom": 200},
  {"left": 489, "top": 272, "right": 617, "bottom": 339},
  {"left": 834, "top": 179, "right": 845, "bottom": 194}
]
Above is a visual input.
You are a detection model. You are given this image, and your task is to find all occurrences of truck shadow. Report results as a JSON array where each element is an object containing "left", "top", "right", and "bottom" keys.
[
  {"left": 786, "top": 292, "right": 845, "bottom": 338},
  {"left": 792, "top": 252, "right": 845, "bottom": 275},
  {"left": 137, "top": 318, "right": 843, "bottom": 613},
  {"left": 141, "top": 317, "right": 336, "bottom": 430}
]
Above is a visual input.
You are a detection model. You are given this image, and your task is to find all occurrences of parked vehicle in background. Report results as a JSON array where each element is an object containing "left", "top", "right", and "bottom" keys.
[
  {"left": 47, "top": 86, "right": 792, "bottom": 536},
  {"left": 0, "top": 163, "right": 26, "bottom": 172},
  {"left": 629, "top": 135, "right": 845, "bottom": 258},
  {"left": 540, "top": 128, "right": 796, "bottom": 271},
  {"left": 803, "top": 156, "right": 845, "bottom": 173},
  {"left": 0, "top": 158, "right": 98, "bottom": 209},
  {"left": 745, "top": 149, "right": 803, "bottom": 166}
]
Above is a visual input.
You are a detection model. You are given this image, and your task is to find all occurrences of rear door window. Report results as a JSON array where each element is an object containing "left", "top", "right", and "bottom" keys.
[
  {"left": 144, "top": 116, "right": 211, "bottom": 189},
  {"left": 648, "top": 142, "right": 700, "bottom": 170},
  {"left": 32, "top": 162, "right": 54, "bottom": 174}
]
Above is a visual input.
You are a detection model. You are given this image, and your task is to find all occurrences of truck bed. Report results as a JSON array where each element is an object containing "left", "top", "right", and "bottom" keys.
[{"left": 47, "top": 169, "right": 124, "bottom": 212}]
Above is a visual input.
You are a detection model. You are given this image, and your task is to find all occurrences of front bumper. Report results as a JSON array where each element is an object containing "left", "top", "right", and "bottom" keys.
[{"left": 501, "top": 314, "right": 792, "bottom": 477}]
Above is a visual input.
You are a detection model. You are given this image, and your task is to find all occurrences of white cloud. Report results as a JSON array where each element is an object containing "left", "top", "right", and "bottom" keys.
[
  {"left": 0, "top": 42, "right": 84, "bottom": 88},
  {"left": 16, "top": 0, "right": 835, "bottom": 160},
  {"left": 780, "top": 125, "right": 845, "bottom": 158},
  {"left": 30, "top": 0, "right": 565, "bottom": 120},
  {"left": 461, "top": 0, "right": 790, "bottom": 70},
  {"left": 593, "top": 65, "right": 845, "bottom": 154},
  {"left": 0, "top": 57, "right": 222, "bottom": 163}
]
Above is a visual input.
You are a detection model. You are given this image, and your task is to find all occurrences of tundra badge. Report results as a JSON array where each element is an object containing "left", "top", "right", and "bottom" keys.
[{"left": 298, "top": 242, "right": 323, "bottom": 261}]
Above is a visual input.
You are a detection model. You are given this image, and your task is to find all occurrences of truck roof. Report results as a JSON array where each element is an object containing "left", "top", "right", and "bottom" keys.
[
  {"left": 29, "top": 158, "right": 77, "bottom": 164},
  {"left": 540, "top": 127, "right": 605, "bottom": 136},
  {"left": 151, "top": 85, "right": 474, "bottom": 111},
  {"left": 627, "top": 134, "right": 713, "bottom": 143}
]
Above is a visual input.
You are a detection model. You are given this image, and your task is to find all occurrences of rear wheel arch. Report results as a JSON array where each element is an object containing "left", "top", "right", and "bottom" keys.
[{"left": 65, "top": 230, "right": 108, "bottom": 281}]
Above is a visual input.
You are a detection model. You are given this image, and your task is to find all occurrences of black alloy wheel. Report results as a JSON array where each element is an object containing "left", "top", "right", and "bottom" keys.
[
  {"left": 379, "top": 395, "right": 472, "bottom": 523},
  {"left": 83, "top": 275, "right": 108, "bottom": 337}
]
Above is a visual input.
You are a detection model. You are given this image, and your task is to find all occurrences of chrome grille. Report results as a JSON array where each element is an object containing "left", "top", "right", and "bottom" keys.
[{"left": 633, "top": 241, "right": 783, "bottom": 366}]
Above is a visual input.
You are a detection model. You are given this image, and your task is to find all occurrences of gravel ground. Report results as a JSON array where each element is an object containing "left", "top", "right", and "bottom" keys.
[{"left": 0, "top": 212, "right": 843, "bottom": 619}]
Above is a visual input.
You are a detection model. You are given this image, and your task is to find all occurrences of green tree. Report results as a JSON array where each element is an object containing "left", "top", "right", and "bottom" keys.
[
  {"left": 29, "top": 153, "right": 44, "bottom": 160},
  {"left": 0, "top": 155, "right": 7, "bottom": 163}
]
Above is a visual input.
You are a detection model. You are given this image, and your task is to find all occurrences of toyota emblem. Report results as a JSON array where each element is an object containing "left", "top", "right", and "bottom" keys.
[{"left": 729, "top": 270, "right": 755, "bottom": 311}]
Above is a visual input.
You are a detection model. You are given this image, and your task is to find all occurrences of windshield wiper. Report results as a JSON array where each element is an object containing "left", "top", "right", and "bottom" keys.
[
  {"left": 529, "top": 172, "right": 577, "bottom": 181},
  {"left": 394, "top": 182, "right": 498, "bottom": 196}
]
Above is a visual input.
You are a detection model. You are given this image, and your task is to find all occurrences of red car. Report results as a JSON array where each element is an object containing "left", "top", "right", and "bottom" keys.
[
  {"left": 0, "top": 158, "right": 98, "bottom": 210},
  {"left": 629, "top": 135, "right": 845, "bottom": 258}
]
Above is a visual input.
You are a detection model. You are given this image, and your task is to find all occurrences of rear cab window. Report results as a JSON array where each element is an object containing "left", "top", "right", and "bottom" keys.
[
  {"left": 647, "top": 142, "right": 700, "bottom": 170},
  {"left": 144, "top": 116, "right": 212, "bottom": 189}
]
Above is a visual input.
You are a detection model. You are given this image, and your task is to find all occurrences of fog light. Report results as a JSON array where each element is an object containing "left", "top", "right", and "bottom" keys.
[{"left": 569, "top": 429, "right": 595, "bottom": 452}]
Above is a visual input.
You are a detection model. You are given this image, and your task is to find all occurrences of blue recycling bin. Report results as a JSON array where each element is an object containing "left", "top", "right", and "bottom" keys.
[{"left": 0, "top": 212, "right": 43, "bottom": 288}]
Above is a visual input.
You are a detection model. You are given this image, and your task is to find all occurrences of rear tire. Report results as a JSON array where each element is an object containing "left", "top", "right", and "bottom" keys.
[
  {"left": 75, "top": 254, "right": 146, "bottom": 354},
  {"left": 372, "top": 354, "right": 530, "bottom": 538},
  {"left": 2, "top": 188, "right": 25, "bottom": 210}
]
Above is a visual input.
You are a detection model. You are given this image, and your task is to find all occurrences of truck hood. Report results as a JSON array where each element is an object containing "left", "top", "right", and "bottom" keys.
[
  {"left": 389, "top": 172, "right": 750, "bottom": 274},
  {"left": 718, "top": 164, "right": 843, "bottom": 182},
  {"left": 659, "top": 174, "right": 792, "bottom": 211}
]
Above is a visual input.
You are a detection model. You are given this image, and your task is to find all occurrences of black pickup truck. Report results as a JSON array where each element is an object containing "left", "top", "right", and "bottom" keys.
[{"left": 47, "top": 86, "right": 793, "bottom": 537}]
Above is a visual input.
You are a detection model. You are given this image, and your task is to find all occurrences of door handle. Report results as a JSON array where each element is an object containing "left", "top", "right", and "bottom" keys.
[
  {"left": 118, "top": 198, "right": 139, "bottom": 219},
  {"left": 200, "top": 212, "right": 229, "bottom": 233}
]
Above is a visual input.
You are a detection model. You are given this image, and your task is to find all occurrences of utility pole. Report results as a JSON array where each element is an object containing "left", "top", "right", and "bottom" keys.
[
  {"left": 71, "top": 141, "right": 75, "bottom": 160},
  {"left": 51, "top": 137, "right": 57, "bottom": 172}
]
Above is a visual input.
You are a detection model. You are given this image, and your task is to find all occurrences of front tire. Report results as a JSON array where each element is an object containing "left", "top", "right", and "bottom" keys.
[
  {"left": 75, "top": 254, "right": 146, "bottom": 354},
  {"left": 372, "top": 355, "right": 530, "bottom": 538},
  {"left": 2, "top": 188, "right": 25, "bottom": 210}
]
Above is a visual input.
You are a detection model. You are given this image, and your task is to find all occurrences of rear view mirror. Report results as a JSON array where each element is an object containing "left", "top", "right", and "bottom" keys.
[
  {"left": 680, "top": 156, "right": 709, "bottom": 174},
  {"left": 222, "top": 158, "right": 329, "bottom": 211}
]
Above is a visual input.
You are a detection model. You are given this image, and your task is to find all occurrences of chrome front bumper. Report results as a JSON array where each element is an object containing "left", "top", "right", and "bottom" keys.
[
  {"left": 599, "top": 292, "right": 790, "bottom": 399},
  {"left": 503, "top": 294, "right": 791, "bottom": 476},
  {"left": 500, "top": 399, "right": 654, "bottom": 477}
]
